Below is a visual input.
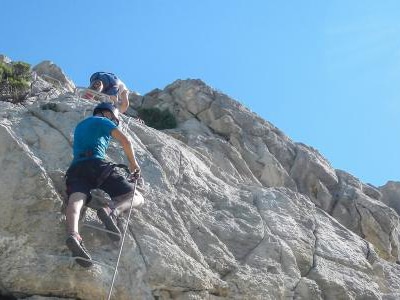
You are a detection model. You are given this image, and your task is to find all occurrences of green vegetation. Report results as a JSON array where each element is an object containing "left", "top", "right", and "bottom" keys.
[
  {"left": 0, "top": 61, "right": 31, "bottom": 102},
  {"left": 137, "top": 107, "right": 177, "bottom": 130}
]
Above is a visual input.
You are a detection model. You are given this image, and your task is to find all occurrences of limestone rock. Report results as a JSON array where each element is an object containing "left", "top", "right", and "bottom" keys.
[
  {"left": 33, "top": 61, "right": 75, "bottom": 92},
  {"left": 133, "top": 79, "right": 400, "bottom": 266},
  {"left": 290, "top": 143, "right": 338, "bottom": 211},
  {"left": 380, "top": 181, "right": 400, "bottom": 216},
  {"left": 0, "top": 75, "right": 399, "bottom": 299},
  {"left": 0, "top": 54, "right": 12, "bottom": 63},
  {"left": 332, "top": 170, "right": 400, "bottom": 262},
  {"left": 138, "top": 79, "right": 297, "bottom": 189}
]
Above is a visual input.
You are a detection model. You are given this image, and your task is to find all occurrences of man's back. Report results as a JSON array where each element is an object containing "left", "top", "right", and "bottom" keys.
[
  {"left": 90, "top": 72, "right": 118, "bottom": 90},
  {"left": 72, "top": 116, "right": 117, "bottom": 164}
]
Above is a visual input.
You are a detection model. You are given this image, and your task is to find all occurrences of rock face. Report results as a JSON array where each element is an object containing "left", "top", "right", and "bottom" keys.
[
  {"left": 0, "top": 54, "right": 12, "bottom": 63},
  {"left": 32, "top": 61, "right": 75, "bottom": 92},
  {"left": 380, "top": 181, "right": 400, "bottom": 216},
  {"left": 0, "top": 71, "right": 400, "bottom": 300}
]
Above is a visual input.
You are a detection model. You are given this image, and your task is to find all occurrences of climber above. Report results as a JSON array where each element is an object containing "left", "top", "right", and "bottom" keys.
[
  {"left": 64, "top": 102, "right": 142, "bottom": 267},
  {"left": 85, "top": 72, "right": 130, "bottom": 114}
]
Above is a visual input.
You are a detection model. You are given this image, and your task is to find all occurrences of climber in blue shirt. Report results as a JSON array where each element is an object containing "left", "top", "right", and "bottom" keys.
[{"left": 65, "top": 102, "right": 142, "bottom": 267}]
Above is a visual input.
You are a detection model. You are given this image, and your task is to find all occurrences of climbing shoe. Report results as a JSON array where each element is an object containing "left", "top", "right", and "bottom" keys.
[
  {"left": 97, "top": 208, "right": 121, "bottom": 242},
  {"left": 66, "top": 235, "right": 93, "bottom": 268},
  {"left": 116, "top": 215, "right": 128, "bottom": 234}
]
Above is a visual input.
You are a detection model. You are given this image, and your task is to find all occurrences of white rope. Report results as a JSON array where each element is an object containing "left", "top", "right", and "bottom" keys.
[{"left": 107, "top": 178, "right": 138, "bottom": 300}]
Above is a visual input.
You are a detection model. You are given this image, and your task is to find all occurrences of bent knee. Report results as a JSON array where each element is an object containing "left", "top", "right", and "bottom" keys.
[
  {"left": 113, "top": 191, "right": 144, "bottom": 208},
  {"left": 68, "top": 192, "right": 87, "bottom": 204},
  {"left": 132, "top": 192, "right": 144, "bottom": 208}
]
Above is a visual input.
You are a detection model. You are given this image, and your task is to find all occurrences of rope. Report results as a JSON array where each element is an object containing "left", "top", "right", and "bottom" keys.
[{"left": 107, "top": 178, "right": 138, "bottom": 300}]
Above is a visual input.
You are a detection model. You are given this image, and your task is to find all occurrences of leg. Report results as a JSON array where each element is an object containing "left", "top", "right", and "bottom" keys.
[
  {"left": 97, "top": 206, "right": 121, "bottom": 241},
  {"left": 97, "top": 167, "right": 142, "bottom": 239},
  {"left": 65, "top": 192, "right": 93, "bottom": 267},
  {"left": 66, "top": 192, "right": 86, "bottom": 236},
  {"left": 118, "top": 89, "right": 129, "bottom": 113},
  {"left": 95, "top": 192, "right": 142, "bottom": 242},
  {"left": 112, "top": 191, "right": 143, "bottom": 216}
]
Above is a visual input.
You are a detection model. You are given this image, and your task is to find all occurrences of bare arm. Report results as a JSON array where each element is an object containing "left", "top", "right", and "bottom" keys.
[
  {"left": 118, "top": 89, "right": 129, "bottom": 114},
  {"left": 108, "top": 87, "right": 129, "bottom": 113},
  {"left": 111, "top": 128, "right": 140, "bottom": 173}
]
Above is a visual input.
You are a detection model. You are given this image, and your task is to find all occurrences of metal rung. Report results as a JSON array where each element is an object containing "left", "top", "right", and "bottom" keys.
[
  {"left": 83, "top": 223, "right": 121, "bottom": 237},
  {"left": 75, "top": 87, "right": 112, "bottom": 102},
  {"left": 48, "top": 254, "right": 116, "bottom": 270},
  {"left": 71, "top": 256, "right": 116, "bottom": 270}
]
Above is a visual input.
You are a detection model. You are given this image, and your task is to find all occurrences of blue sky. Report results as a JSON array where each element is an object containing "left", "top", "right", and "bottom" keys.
[{"left": 2, "top": 0, "right": 400, "bottom": 187}]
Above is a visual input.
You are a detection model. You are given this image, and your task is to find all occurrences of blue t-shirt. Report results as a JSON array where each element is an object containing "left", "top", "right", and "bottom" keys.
[{"left": 72, "top": 116, "right": 118, "bottom": 164}]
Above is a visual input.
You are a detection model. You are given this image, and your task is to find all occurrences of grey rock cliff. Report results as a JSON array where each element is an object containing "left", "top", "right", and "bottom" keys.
[
  {"left": 380, "top": 181, "right": 400, "bottom": 216},
  {"left": 32, "top": 61, "right": 75, "bottom": 92},
  {"left": 0, "top": 68, "right": 399, "bottom": 299}
]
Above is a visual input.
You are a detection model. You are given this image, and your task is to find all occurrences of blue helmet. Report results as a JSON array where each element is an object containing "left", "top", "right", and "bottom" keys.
[{"left": 93, "top": 102, "right": 120, "bottom": 126}]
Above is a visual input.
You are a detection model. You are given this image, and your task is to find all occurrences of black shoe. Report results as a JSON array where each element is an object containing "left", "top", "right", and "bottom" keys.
[
  {"left": 97, "top": 208, "right": 121, "bottom": 242},
  {"left": 116, "top": 215, "right": 128, "bottom": 234},
  {"left": 66, "top": 235, "right": 93, "bottom": 267}
]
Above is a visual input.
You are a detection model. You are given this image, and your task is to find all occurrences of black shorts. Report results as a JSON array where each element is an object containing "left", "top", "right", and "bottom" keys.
[{"left": 66, "top": 159, "right": 134, "bottom": 203}]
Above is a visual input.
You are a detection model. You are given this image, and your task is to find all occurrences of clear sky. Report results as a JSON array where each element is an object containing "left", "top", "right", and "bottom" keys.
[{"left": 1, "top": 0, "right": 400, "bottom": 187}]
